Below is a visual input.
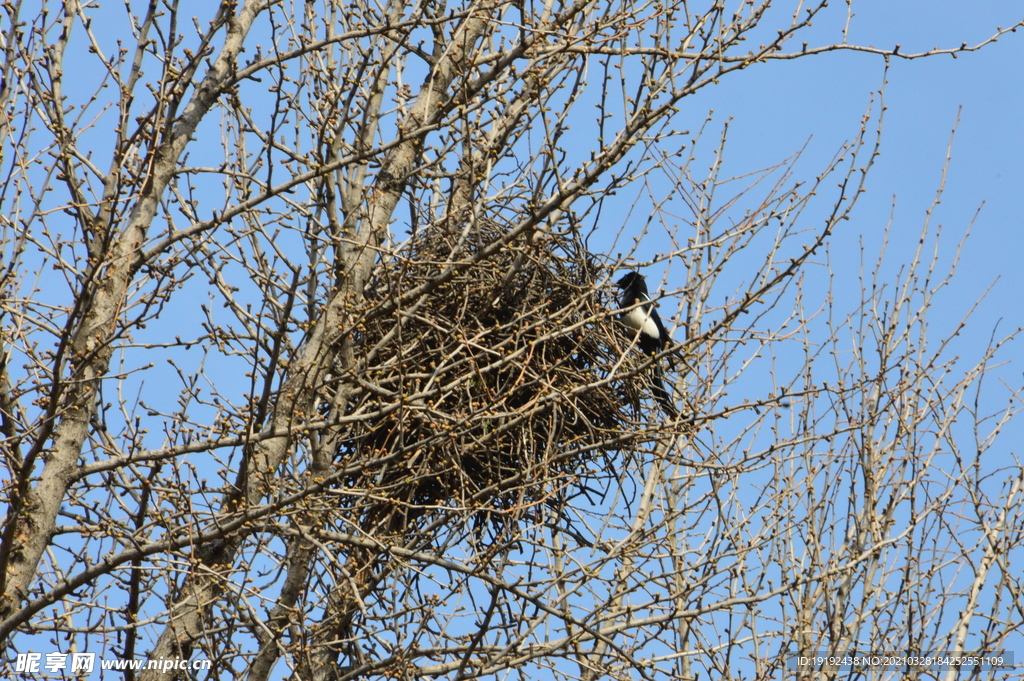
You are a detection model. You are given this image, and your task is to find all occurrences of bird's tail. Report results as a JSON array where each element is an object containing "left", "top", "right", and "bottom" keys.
[{"left": 650, "top": 363, "right": 677, "bottom": 417}]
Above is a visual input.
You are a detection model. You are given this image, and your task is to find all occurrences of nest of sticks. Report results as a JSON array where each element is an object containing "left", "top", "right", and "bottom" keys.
[{"left": 329, "top": 218, "right": 657, "bottom": 543}]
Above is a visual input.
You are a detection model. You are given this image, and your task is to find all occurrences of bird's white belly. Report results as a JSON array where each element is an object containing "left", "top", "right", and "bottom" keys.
[{"left": 622, "top": 307, "right": 660, "bottom": 340}]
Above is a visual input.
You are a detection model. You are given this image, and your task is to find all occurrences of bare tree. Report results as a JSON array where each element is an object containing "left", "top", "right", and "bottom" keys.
[{"left": 1, "top": 1, "right": 1021, "bottom": 680}]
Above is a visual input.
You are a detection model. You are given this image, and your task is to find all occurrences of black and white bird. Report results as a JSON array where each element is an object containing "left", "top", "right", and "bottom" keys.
[{"left": 616, "top": 271, "right": 677, "bottom": 416}]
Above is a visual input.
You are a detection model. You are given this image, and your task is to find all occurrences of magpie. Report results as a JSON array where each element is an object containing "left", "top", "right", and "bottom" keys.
[{"left": 616, "top": 271, "right": 677, "bottom": 416}]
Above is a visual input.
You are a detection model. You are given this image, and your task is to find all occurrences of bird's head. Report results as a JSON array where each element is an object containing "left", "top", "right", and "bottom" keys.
[{"left": 615, "top": 271, "right": 642, "bottom": 290}]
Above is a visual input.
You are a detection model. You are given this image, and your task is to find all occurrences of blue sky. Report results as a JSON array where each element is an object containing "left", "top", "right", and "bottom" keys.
[{"left": 702, "top": 1, "right": 1023, "bottom": 328}]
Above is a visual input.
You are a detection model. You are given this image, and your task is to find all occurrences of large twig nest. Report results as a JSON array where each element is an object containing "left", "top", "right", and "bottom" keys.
[{"left": 331, "top": 218, "right": 650, "bottom": 540}]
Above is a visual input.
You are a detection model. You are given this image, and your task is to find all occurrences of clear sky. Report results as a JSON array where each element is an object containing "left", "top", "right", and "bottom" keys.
[{"left": 693, "top": 1, "right": 1023, "bottom": 332}]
